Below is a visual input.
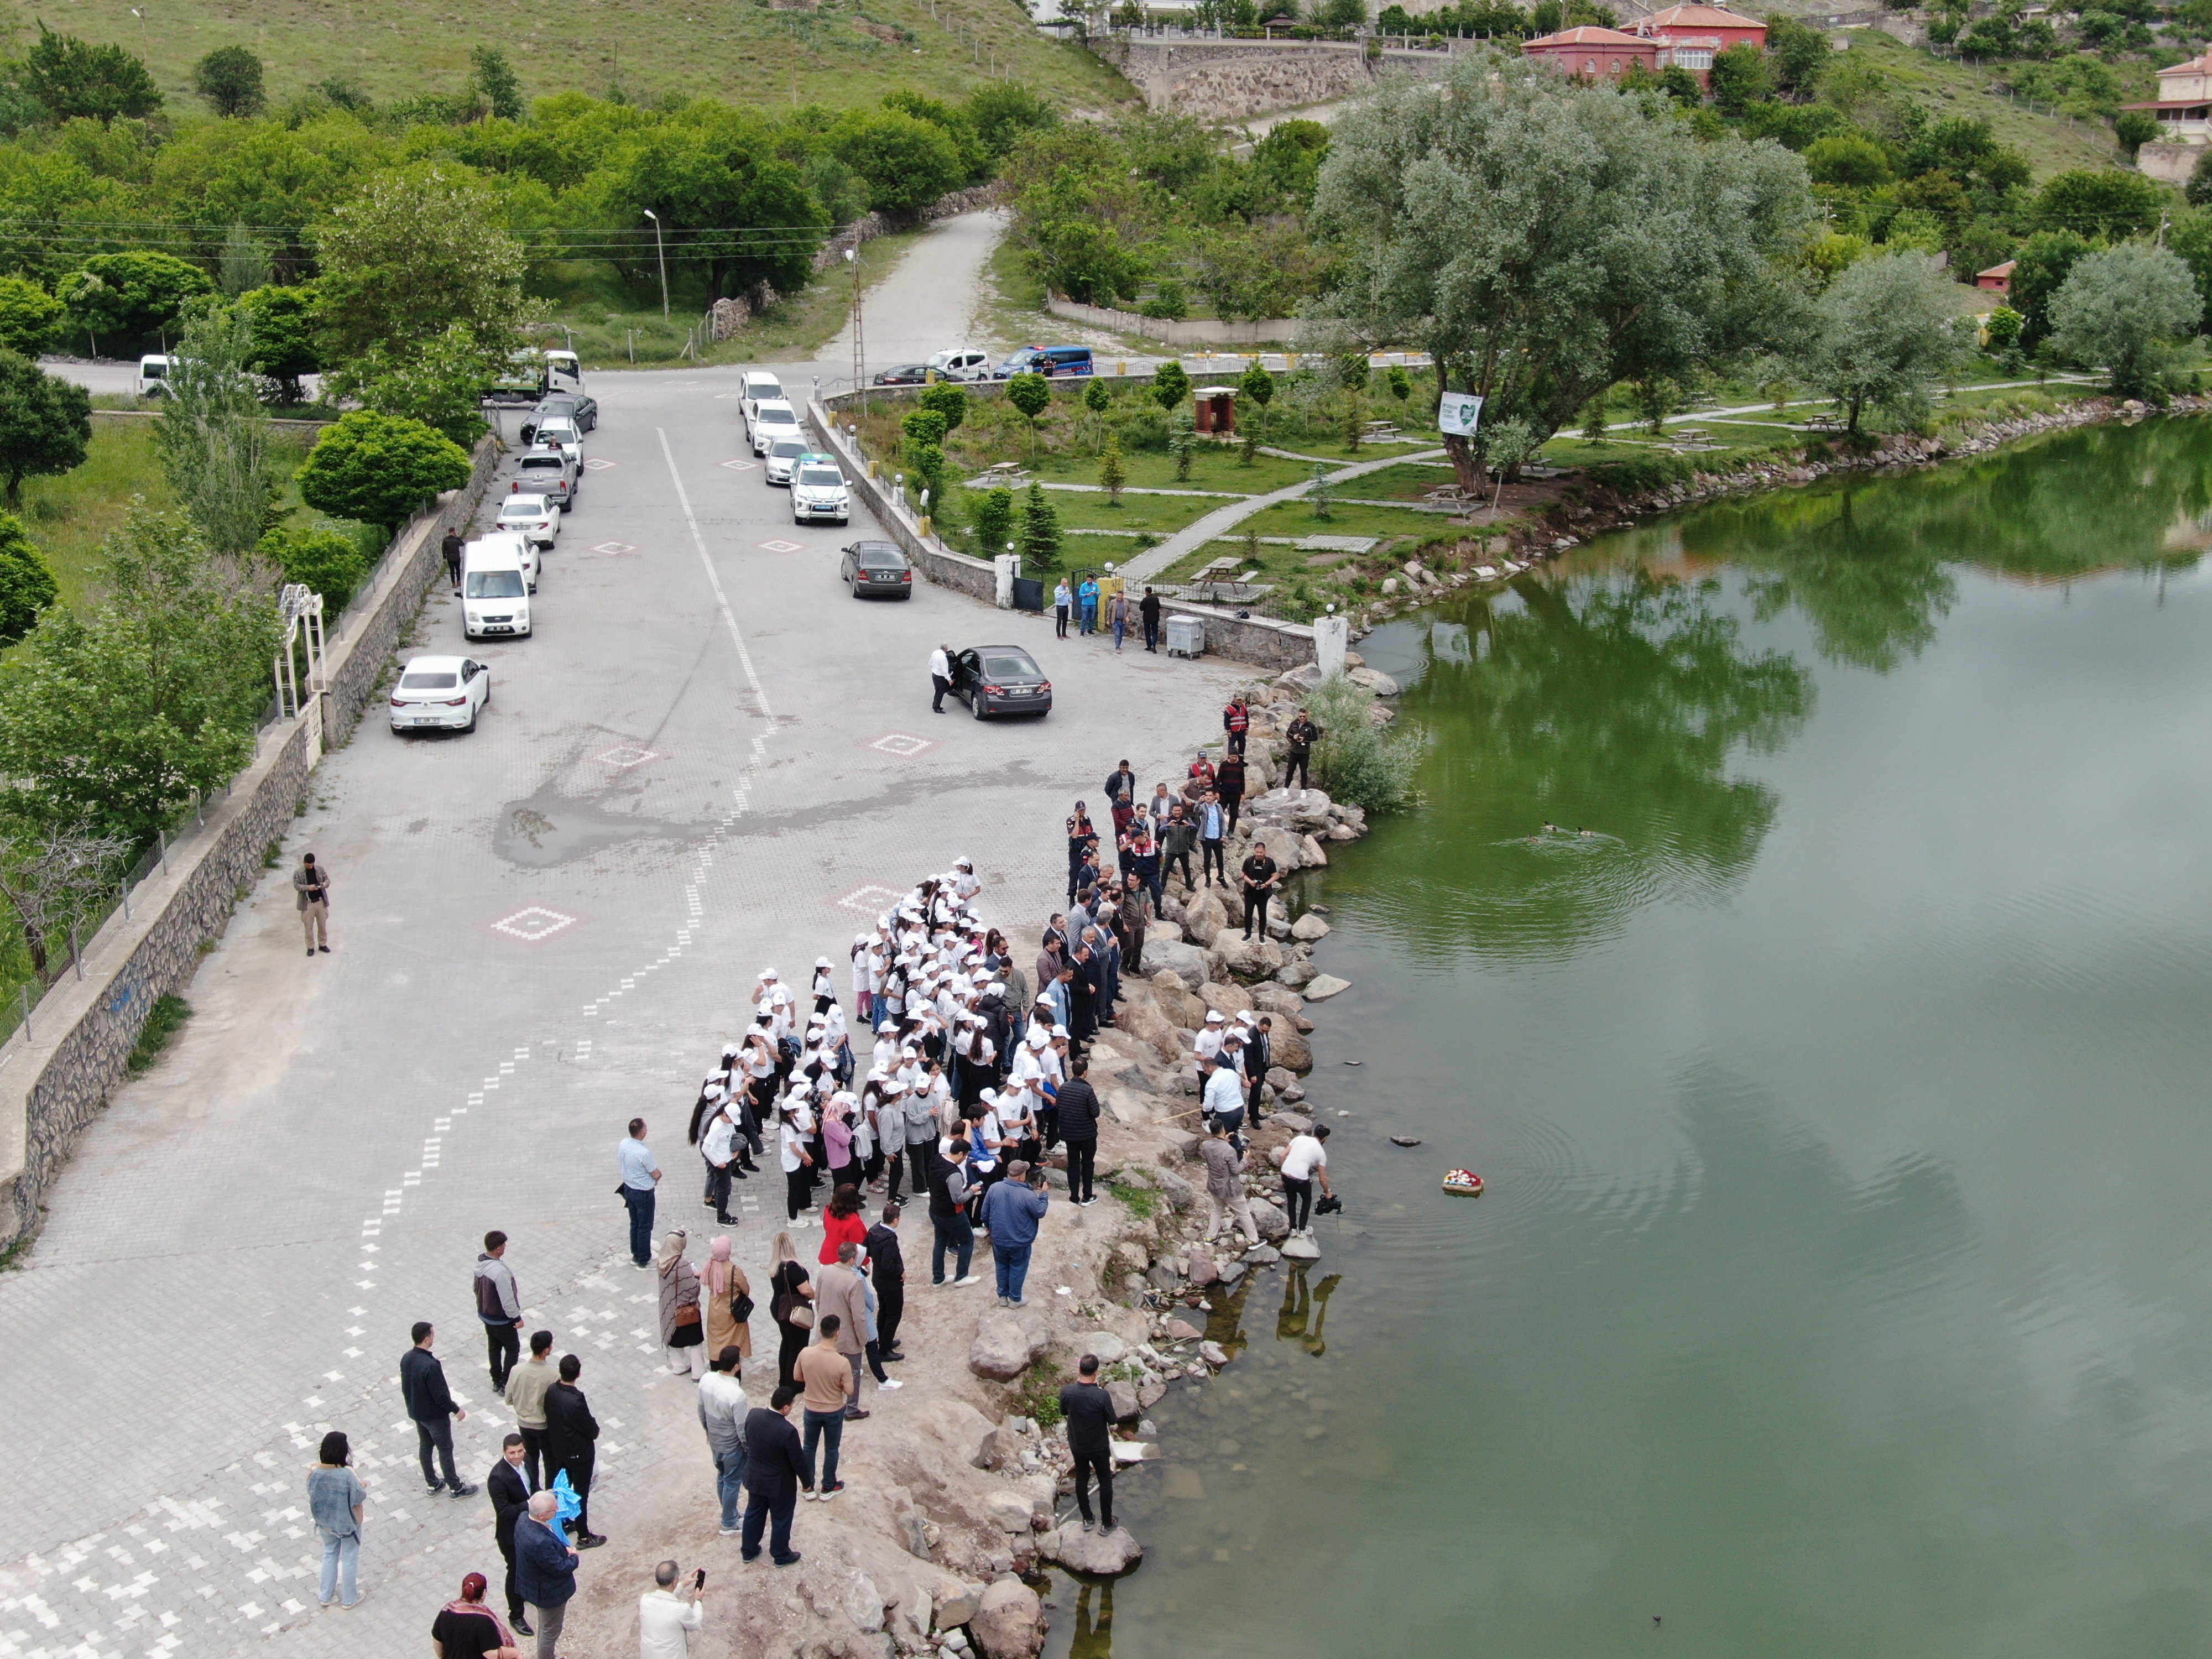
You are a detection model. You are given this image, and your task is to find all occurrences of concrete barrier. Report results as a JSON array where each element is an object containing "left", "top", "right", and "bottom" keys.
[{"left": 0, "top": 436, "right": 498, "bottom": 1250}]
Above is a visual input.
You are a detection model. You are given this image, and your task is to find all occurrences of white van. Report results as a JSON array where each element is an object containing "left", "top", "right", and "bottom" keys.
[
  {"left": 462, "top": 538, "right": 533, "bottom": 640},
  {"left": 544, "top": 349, "right": 583, "bottom": 392},
  {"left": 137, "top": 354, "right": 173, "bottom": 398},
  {"left": 926, "top": 348, "right": 991, "bottom": 383},
  {"left": 741, "top": 371, "right": 785, "bottom": 431},
  {"left": 749, "top": 399, "right": 801, "bottom": 456}
]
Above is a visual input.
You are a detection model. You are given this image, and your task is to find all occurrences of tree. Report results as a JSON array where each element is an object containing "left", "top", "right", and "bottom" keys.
[
  {"left": 1984, "top": 304, "right": 2025, "bottom": 353},
  {"left": 2010, "top": 228, "right": 2093, "bottom": 352},
  {"left": 0, "top": 277, "right": 61, "bottom": 357},
  {"left": 969, "top": 484, "right": 1016, "bottom": 557},
  {"left": 156, "top": 302, "right": 275, "bottom": 557},
  {"left": 0, "top": 512, "right": 57, "bottom": 644},
  {"left": 918, "top": 382, "right": 970, "bottom": 435},
  {"left": 830, "top": 111, "right": 968, "bottom": 218},
  {"left": 2192, "top": 148, "right": 2212, "bottom": 208},
  {"left": 1804, "top": 133, "right": 1892, "bottom": 188},
  {"left": 1082, "top": 374, "right": 1111, "bottom": 450},
  {"left": 338, "top": 322, "right": 493, "bottom": 446},
  {"left": 1385, "top": 364, "right": 1412, "bottom": 402},
  {"left": 1239, "top": 359, "right": 1275, "bottom": 437},
  {"left": 0, "top": 352, "right": 90, "bottom": 504},
  {"left": 20, "top": 26, "right": 160, "bottom": 122},
  {"left": 1170, "top": 412, "right": 1198, "bottom": 479},
  {"left": 2114, "top": 109, "right": 2161, "bottom": 161},
  {"left": 1016, "top": 481, "right": 1063, "bottom": 571},
  {"left": 1709, "top": 43, "right": 1776, "bottom": 117},
  {"left": 217, "top": 225, "right": 272, "bottom": 296},
  {"left": 2033, "top": 168, "right": 2166, "bottom": 241},
  {"left": 592, "top": 124, "right": 830, "bottom": 304},
  {"left": 470, "top": 47, "right": 525, "bottom": 122},
  {"left": 1006, "top": 372, "right": 1051, "bottom": 460},
  {"left": 966, "top": 84, "right": 1059, "bottom": 159},
  {"left": 1799, "top": 252, "right": 1963, "bottom": 432},
  {"left": 1099, "top": 439, "right": 1127, "bottom": 504},
  {"left": 1313, "top": 52, "right": 1814, "bottom": 492},
  {"left": 315, "top": 165, "right": 530, "bottom": 372},
  {"left": 0, "top": 823, "right": 130, "bottom": 983},
  {"left": 238, "top": 284, "right": 320, "bottom": 405},
  {"left": 2048, "top": 243, "right": 2203, "bottom": 399},
  {"left": 56, "top": 254, "right": 216, "bottom": 356},
  {"left": 0, "top": 505, "right": 279, "bottom": 843},
  {"left": 1765, "top": 13, "right": 1833, "bottom": 96},
  {"left": 1152, "top": 360, "right": 1190, "bottom": 411},
  {"left": 258, "top": 524, "right": 369, "bottom": 611},
  {"left": 901, "top": 408, "right": 950, "bottom": 505},
  {"left": 296, "top": 411, "right": 473, "bottom": 532},
  {"left": 193, "top": 46, "right": 266, "bottom": 118}
]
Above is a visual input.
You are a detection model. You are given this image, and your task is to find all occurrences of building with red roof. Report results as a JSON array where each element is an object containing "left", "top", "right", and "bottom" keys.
[
  {"left": 1522, "top": 24, "right": 1662, "bottom": 80},
  {"left": 1630, "top": 1, "right": 1767, "bottom": 86}
]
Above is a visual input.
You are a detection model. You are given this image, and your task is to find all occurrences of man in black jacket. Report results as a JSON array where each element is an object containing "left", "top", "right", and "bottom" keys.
[
  {"left": 544, "top": 1355, "right": 607, "bottom": 1547},
  {"left": 1139, "top": 586, "right": 1162, "bottom": 652},
  {"left": 1059, "top": 1354, "right": 1117, "bottom": 1532},
  {"left": 1101, "top": 761, "right": 1137, "bottom": 838},
  {"left": 740, "top": 1386, "right": 809, "bottom": 1566},
  {"left": 1243, "top": 1016, "right": 1273, "bottom": 1121},
  {"left": 487, "top": 1434, "right": 535, "bottom": 1635},
  {"left": 1055, "top": 1060, "right": 1102, "bottom": 1206},
  {"left": 866, "top": 1206, "right": 906, "bottom": 1362},
  {"left": 400, "top": 1323, "right": 477, "bottom": 1498},
  {"left": 1283, "top": 708, "right": 1322, "bottom": 792}
]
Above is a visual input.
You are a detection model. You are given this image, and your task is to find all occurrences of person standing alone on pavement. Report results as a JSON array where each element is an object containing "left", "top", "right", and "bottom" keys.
[
  {"left": 544, "top": 1354, "right": 606, "bottom": 1547},
  {"left": 619, "top": 1119, "right": 660, "bottom": 1270},
  {"left": 474, "top": 1232, "right": 524, "bottom": 1392},
  {"left": 1108, "top": 587, "right": 1128, "bottom": 651},
  {"left": 442, "top": 527, "right": 465, "bottom": 593},
  {"left": 295, "top": 853, "right": 330, "bottom": 956},
  {"left": 1284, "top": 706, "right": 1322, "bottom": 792},
  {"left": 928, "top": 643, "right": 952, "bottom": 713},
  {"left": 1140, "top": 586, "right": 1161, "bottom": 652},
  {"left": 514, "top": 1491, "right": 577, "bottom": 1659},
  {"left": 487, "top": 1433, "right": 536, "bottom": 1636},
  {"left": 1060, "top": 1356, "right": 1117, "bottom": 1535},
  {"left": 401, "top": 1323, "right": 477, "bottom": 1499},
  {"left": 1053, "top": 577, "right": 1071, "bottom": 639},
  {"left": 306, "top": 1430, "right": 366, "bottom": 1609}
]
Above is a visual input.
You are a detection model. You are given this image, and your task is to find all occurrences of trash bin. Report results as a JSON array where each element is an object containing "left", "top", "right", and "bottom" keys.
[{"left": 1164, "top": 615, "right": 1206, "bottom": 659}]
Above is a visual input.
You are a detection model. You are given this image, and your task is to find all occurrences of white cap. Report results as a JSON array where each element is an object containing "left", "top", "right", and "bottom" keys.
[
  {"left": 986, "top": 980, "right": 1005, "bottom": 995},
  {"left": 815, "top": 956, "right": 832, "bottom": 968},
  {"left": 1027, "top": 1032, "right": 1048, "bottom": 1050},
  {"left": 757, "top": 969, "right": 775, "bottom": 981},
  {"left": 979, "top": 1088, "right": 998, "bottom": 1104},
  {"left": 956, "top": 857, "right": 973, "bottom": 868},
  {"left": 1236, "top": 1009, "right": 1258, "bottom": 1024},
  {"left": 1051, "top": 1024, "right": 1069, "bottom": 1039},
  {"left": 1036, "top": 994, "right": 1053, "bottom": 1006},
  {"left": 1206, "top": 1010, "right": 1225, "bottom": 1023}
]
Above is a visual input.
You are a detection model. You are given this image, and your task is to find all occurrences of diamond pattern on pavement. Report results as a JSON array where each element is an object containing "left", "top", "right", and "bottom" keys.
[{"left": 487, "top": 906, "right": 582, "bottom": 943}]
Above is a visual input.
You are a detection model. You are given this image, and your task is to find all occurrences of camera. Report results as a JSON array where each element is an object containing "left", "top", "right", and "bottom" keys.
[{"left": 1314, "top": 1194, "right": 1343, "bottom": 1216}]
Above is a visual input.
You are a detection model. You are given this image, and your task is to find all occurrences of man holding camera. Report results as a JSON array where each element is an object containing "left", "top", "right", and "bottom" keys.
[{"left": 638, "top": 1559, "right": 706, "bottom": 1659}]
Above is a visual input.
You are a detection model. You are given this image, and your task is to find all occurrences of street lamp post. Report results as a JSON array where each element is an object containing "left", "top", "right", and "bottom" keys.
[{"left": 643, "top": 210, "right": 669, "bottom": 320}]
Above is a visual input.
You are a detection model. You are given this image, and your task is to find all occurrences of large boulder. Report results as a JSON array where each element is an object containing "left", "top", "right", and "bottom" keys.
[
  {"left": 1276, "top": 959, "right": 1319, "bottom": 989},
  {"left": 1251, "top": 825, "right": 1307, "bottom": 872},
  {"left": 1078, "top": 1331, "right": 1130, "bottom": 1365},
  {"left": 1211, "top": 928, "right": 1285, "bottom": 983},
  {"left": 969, "top": 1311, "right": 1051, "bottom": 1381},
  {"left": 972, "top": 1579, "right": 1047, "bottom": 1659},
  {"left": 1113, "top": 998, "right": 1183, "bottom": 1066},
  {"left": 1039, "top": 1525, "right": 1145, "bottom": 1578},
  {"left": 1155, "top": 979, "right": 1208, "bottom": 1029},
  {"left": 1299, "top": 834, "right": 1329, "bottom": 868},
  {"left": 846, "top": 1573, "right": 885, "bottom": 1631},
  {"left": 1250, "top": 982, "right": 1307, "bottom": 1019},
  {"left": 1303, "top": 974, "right": 1351, "bottom": 1001},
  {"left": 935, "top": 1585, "right": 985, "bottom": 1631},
  {"left": 1146, "top": 937, "right": 1209, "bottom": 991},
  {"left": 1181, "top": 888, "right": 1230, "bottom": 945},
  {"left": 984, "top": 1488, "right": 1035, "bottom": 1532},
  {"left": 1281, "top": 1233, "right": 1322, "bottom": 1261},
  {"left": 1198, "top": 979, "right": 1255, "bottom": 1018},
  {"left": 1107, "top": 1380, "right": 1139, "bottom": 1421},
  {"left": 1268, "top": 1027, "right": 1312, "bottom": 1072},
  {"left": 1250, "top": 1198, "right": 1290, "bottom": 1242},
  {"left": 1290, "top": 913, "right": 1331, "bottom": 941},
  {"left": 1345, "top": 665, "right": 1401, "bottom": 696}
]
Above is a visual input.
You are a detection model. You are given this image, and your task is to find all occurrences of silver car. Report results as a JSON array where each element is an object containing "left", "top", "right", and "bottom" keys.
[
  {"left": 764, "top": 437, "right": 808, "bottom": 486},
  {"left": 515, "top": 446, "right": 577, "bottom": 509}
]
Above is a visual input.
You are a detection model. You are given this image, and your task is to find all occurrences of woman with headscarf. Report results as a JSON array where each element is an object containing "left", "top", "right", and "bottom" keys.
[
  {"left": 822, "top": 1092, "right": 858, "bottom": 1195},
  {"left": 307, "top": 1430, "right": 366, "bottom": 1609},
  {"left": 430, "top": 1572, "right": 521, "bottom": 1659},
  {"left": 701, "top": 1234, "right": 753, "bottom": 1361},
  {"left": 656, "top": 1230, "right": 706, "bottom": 1379},
  {"left": 766, "top": 1230, "right": 815, "bottom": 1390}
]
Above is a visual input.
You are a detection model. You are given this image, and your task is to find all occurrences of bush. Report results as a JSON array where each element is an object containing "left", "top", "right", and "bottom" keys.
[
  {"left": 296, "top": 411, "right": 472, "bottom": 531},
  {"left": 259, "top": 524, "right": 371, "bottom": 612},
  {"left": 1583, "top": 453, "right": 1694, "bottom": 495},
  {"left": 1305, "top": 672, "right": 1420, "bottom": 813},
  {"left": 0, "top": 511, "right": 57, "bottom": 645}
]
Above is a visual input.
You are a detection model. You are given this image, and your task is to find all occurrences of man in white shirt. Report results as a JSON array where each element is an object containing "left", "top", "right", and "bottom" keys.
[
  {"left": 1280, "top": 1124, "right": 1333, "bottom": 1238},
  {"left": 638, "top": 1560, "right": 705, "bottom": 1659},
  {"left": 1202, "top": 1053, "right": 1246, "bottom": 1147},
  {"left": 1193, "top": 1010, "right": 1225, "bottom": 1084},
  {"left": 930, "top": 644, "right": 952, "bottom": 713}
]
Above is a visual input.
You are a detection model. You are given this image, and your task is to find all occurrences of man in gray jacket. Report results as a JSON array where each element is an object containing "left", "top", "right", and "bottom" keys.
[
  {"left": 294, "top": 853, "right": 330, "bottom": 956},
  {"left": 474, "top": 1232, "right": 524, "bottom": 1391},
  {"left": 696, "top": 1347, "right": 749, "bottom": 1535}
]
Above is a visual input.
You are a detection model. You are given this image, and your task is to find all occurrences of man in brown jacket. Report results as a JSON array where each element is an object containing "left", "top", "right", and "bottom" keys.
[
  {"left": 294, "top": 853, "right": 330, "bottom": 956},
  {"left": 813, "top": 1244, "right": 872, "bottom": 1421}
]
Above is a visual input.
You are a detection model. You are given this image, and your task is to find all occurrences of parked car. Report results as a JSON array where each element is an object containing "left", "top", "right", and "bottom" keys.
[
  {"left": 521, "top": 393, "right": 598, "bottom": 441},
  {"left": 495, "top": 492, "right": 561, "bottom": 550},
  {"left": 792, "top": 460, "right": 851, "bottom": 525},
  {"left": 470, "top": 528, "right": 538, "bottom": 592},
  {"left": 764, "top": 437, "right": 810, "bottom": 486},
  {"left": 389, "top": 654, "right": 490, "bottom": 733},
  {"left": 873, "top": 363, "right": 930, "bottom": 385},
  {"left": 950, "top": 644, "right": 1052, "bottom": 719},
  {"left": 741, "top": 370, "right": 785, "bottom": 430},
  {"left": 530, "top": 415, "right": 587, "bottom": 456},
  {"left": 839, "top": 539, "right": 911, "bottom": 597},
  {"left": 995, "top": 345, "right": 1094, "bottom": 379},
  {"left": 926, "top": 347, "right": 992, "bottom": 382},
  {"left": 514, "top": 447, "right": 577, "bottom": 509},
  {"left": 461, "top": 541, "right": 532, "bottom": 639},
  {"left": 750, "top": 399, "right": 801, "bottom": 456}
]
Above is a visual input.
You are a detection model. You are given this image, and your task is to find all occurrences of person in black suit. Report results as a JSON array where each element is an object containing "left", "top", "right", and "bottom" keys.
[
  {"left": 865, "top": 1206, "right": 906, "bottom": 1363},
  {"left": 487, "top": 1433, "right": 536, "bottom": 1635},
  {"left": 543, "top": 1355, "right": 607, "bottom": 1548},
  {"left": 740, "top": 1385, "right": 809, "bottom": 1567}
]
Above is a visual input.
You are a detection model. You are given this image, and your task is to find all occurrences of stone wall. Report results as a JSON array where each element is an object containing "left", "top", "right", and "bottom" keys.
[
  {"left": 2140, "top": 140, "right": 2200, "bottom": 186},
  {"left": 0, "top": 441, "right": 498, "bottom": 1250},
  {"left": 1097, "top": 35, "right": 1455, "bottom": 117},
  {"left": 1044, "top": 297, "right": 1304, "bottom": 348},
  {"left": 1153, "top": 601, "right": 1317, "bottom": 670}
]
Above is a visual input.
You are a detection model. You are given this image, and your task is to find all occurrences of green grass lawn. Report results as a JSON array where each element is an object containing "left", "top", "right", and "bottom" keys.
[
  {"left": 1843, "top": 32, "right": 2124, "bottom": 181},
  {"left": 5, "top": 0, "right": 1134, "bottom": 118},
  {"left": 1208, "top": 497, "right": 1458, "bottom": 547},
  {"left": 1019, "top": 445, "right": 1318, "bottom": 495},
  {"left": 1032, "top": 488, "right": 1235, "bottom": 536}
]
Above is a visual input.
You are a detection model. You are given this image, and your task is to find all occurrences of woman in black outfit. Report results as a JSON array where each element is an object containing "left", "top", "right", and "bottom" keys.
[{"left": 767, "top": 1230, "right": 815, "bottom": 1390}]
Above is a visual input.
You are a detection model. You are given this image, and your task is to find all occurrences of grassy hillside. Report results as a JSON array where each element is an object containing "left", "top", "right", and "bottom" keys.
[
  {"left": 0, "top": 0, "right": 1131, "bottom": 115},
  {"left": 1837, "top": 29, "right": 2125, "bottom": 179}
]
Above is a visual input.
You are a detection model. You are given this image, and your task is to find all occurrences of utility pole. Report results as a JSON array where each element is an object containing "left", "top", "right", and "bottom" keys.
[
  {"left": 846, "top": 246, "right": 867, "bottom": 414},
  {"left": 643, "top": 208, "right": 669, "bottom": 319}
]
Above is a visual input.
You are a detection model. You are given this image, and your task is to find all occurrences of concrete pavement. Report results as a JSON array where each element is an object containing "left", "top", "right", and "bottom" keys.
[{"left": 0, "top": 357, "right": 1243, "bottom": 1659}]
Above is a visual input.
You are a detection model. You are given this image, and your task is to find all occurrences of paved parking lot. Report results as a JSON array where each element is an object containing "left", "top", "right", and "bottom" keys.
[{"left": 0, "top": 359, "right": 1242, "bottom": 1659}]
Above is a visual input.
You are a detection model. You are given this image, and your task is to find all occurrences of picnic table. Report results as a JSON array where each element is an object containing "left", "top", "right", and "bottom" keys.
[
  {"left": 978, "top": 461, "right": 1030, "bottom": 487},
  {"left": 1187, "top": 556, "right": 1256, "bottom": 602},
  {"left": 1423, "top": 483, "right": 1472, "bottom": 505},
  {"left": 1363, "top": 420, "right": 1402, "bottom": 441},
  {"left": 1799, "top": 414, "right": 1847, "bottom": 432}
]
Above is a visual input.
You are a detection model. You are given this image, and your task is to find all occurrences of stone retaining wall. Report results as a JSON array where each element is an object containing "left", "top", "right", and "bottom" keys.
[
  {"left": 1044, "top": 297, "right": 1303, "bottom": 348},
  {"left": 0, "top": 437, "right": 498, "bottom": 1250},
  {"left": 1097, "top": 35, "right": 1455, "bottom": 116}
]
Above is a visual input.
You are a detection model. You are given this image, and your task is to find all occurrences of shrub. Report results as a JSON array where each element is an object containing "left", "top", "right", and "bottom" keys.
[
  {"left": 1583, "top": 454, "right": 1693, "bottom": 495},
  {"left": 1305, "top": 672, "right": 1420, "bottom": 812},
  {"left": 260, "top": 524, "right": 371, "bottom": 611},
  {"left": 0, "top": 511, "right": 57, "bottom": 644},
  {"left": 296, "top": 411, "right": 472, "bottom": 531},
  {"left": 969, "top": 485, "right": 1015, "bottom": 557}
]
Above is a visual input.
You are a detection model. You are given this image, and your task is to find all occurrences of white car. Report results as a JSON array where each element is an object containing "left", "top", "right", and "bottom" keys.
[
  {"left": 533, "top": 415, "right": 586, "bottom": 456},
  {"left": 472, "top": 528, "right": 538, "bottom": 592},
  {"left": 926, "top": 347, "right": 992, "bottom": 382},
  {"left": 764, "top": 437, "right": 808, "bottom": 486},
  {"left": 791, "top": 460, "right": 850, "bottom": 525},
  {"left": 495, "top": 492, "right": 561, "bottom": 549},
  {"left": 750, "top": 399, "right": 801, "bottom": 456},
  {"left": 389, "top": 655, "right": 490, "bottom": 733}
]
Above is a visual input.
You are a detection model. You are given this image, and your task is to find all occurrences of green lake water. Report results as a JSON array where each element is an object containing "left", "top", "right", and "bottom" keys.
[{"left": 1041, "top": 417, "right": 2212, "bottom": 1658}]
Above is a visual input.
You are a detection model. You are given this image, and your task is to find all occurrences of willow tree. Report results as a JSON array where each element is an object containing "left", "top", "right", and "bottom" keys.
[{"left": 1311, "top": 54, "right": 1815, "bottom": 491}]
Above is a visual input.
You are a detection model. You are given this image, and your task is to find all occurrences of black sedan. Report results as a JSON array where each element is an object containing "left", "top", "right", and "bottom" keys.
[
  {"left": 839, "top": 540, "right": 914, "bottom": 598},
  {"left": 951, "top": 644, "right": 1052, "bottom": 719},
  {"left": 872, "top": 363, "right": 931, "bottom": 386},
  {"left": 522, "top": 393, "right": 599, "bottom": 441}
]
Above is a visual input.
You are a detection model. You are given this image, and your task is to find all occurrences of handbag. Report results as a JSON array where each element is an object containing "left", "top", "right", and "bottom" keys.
[
  {"left": 674, "top": 1301, "right": 702, "bottom": 1327},
  {"left": 731, "top": 1288, "right": 755, "bottom": 1324},
  {"left": 774, "top": 1295, "right": 815, "bottom": 1330}
]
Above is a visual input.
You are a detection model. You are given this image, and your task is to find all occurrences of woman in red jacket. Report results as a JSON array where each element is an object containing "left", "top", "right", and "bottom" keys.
[{"left": 818, "top": 1183, "right": 869, "bottom": 1267}]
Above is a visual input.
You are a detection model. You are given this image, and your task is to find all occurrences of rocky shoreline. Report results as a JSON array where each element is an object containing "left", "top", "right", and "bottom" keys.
[{"left": 1347, "top": 392, "right": 2204, "bottom": 629}]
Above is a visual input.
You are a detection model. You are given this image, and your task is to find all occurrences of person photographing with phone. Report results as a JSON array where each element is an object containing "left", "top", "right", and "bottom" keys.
[{"left": 638, "top": 1560, "right": 706, "bottom": 1659}]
